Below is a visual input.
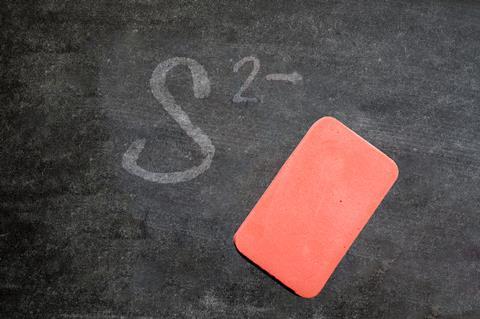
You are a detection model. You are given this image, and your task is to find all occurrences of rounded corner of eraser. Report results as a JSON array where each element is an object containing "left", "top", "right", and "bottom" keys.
[{"left": 234, "top": 116, "right": 399, "bottom": 298}]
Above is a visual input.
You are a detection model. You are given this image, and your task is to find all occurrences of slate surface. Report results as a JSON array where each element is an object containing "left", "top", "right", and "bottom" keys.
[{"left": 1, "top": 1, "right": 479, "bottom": 318}]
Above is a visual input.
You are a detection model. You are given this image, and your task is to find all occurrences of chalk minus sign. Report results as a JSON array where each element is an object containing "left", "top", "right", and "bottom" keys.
[{"left": 265, "top": 72, "right": 303, "bottom": 84}]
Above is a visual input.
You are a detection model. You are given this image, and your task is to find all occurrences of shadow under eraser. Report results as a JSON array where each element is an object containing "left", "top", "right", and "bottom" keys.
[{"left": 234, "top": 116, "right": 399, "bottom": 298}]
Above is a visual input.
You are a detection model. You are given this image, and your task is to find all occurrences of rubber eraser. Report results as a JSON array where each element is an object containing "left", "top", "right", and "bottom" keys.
[{"left": 233, "top": 116, "right": 398, "bottom": 298}]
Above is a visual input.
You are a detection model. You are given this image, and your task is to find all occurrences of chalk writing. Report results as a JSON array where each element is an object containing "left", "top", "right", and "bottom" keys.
[
  {"left": 266, "top": 72, "right": 303, "bottom": 84},
  {"left": 122, "top": 55, "right": 303, "bottom": 183},
  {"left": 122, "top": 57, "right": 215, "bottom": 183},
  {"left": 233, "top": 56, "right": 260, "bottom": 103}
]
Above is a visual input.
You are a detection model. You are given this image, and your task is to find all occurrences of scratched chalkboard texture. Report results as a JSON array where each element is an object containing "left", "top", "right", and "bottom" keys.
[{"left": 1, "top": 0, "right": 479, "bottom": 318}]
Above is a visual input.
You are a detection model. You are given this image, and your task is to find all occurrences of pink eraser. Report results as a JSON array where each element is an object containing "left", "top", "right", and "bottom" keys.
[{"left": 234, "top": 116, "right": 399, "bottom": 298}]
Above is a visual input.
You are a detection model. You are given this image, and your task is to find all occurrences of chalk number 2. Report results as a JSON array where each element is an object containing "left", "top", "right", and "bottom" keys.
[{"left": 233, "top": 56, "right": 260, "bottom": 103}]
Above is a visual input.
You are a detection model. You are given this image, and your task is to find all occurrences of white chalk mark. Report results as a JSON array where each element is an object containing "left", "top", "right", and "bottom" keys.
[
  {"left": 61, "top": 314, "right": 155, "bottom": 319},
  {"left": 233, "top": 56, "right": 260, "bottom": 103},
  {"left": 122, "top": 57, "right": 215, "bottom": 183},
  {"left": 265, "top": 71, "right": 303, "bottom": 84}
]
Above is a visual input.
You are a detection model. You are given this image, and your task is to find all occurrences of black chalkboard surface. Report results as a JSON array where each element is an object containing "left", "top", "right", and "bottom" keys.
[{"left": 1, "top": 1, "right": 479, "bottom": 318}]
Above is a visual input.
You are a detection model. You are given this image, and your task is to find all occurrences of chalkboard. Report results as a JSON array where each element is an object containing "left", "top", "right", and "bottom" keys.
[{"left": 1, "top": 0, "right": 479, "bottom": 318}]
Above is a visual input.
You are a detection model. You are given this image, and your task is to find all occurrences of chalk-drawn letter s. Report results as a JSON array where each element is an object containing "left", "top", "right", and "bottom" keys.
[{"left": 122, "top": 57, "right": 215, "bottom": 183}]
